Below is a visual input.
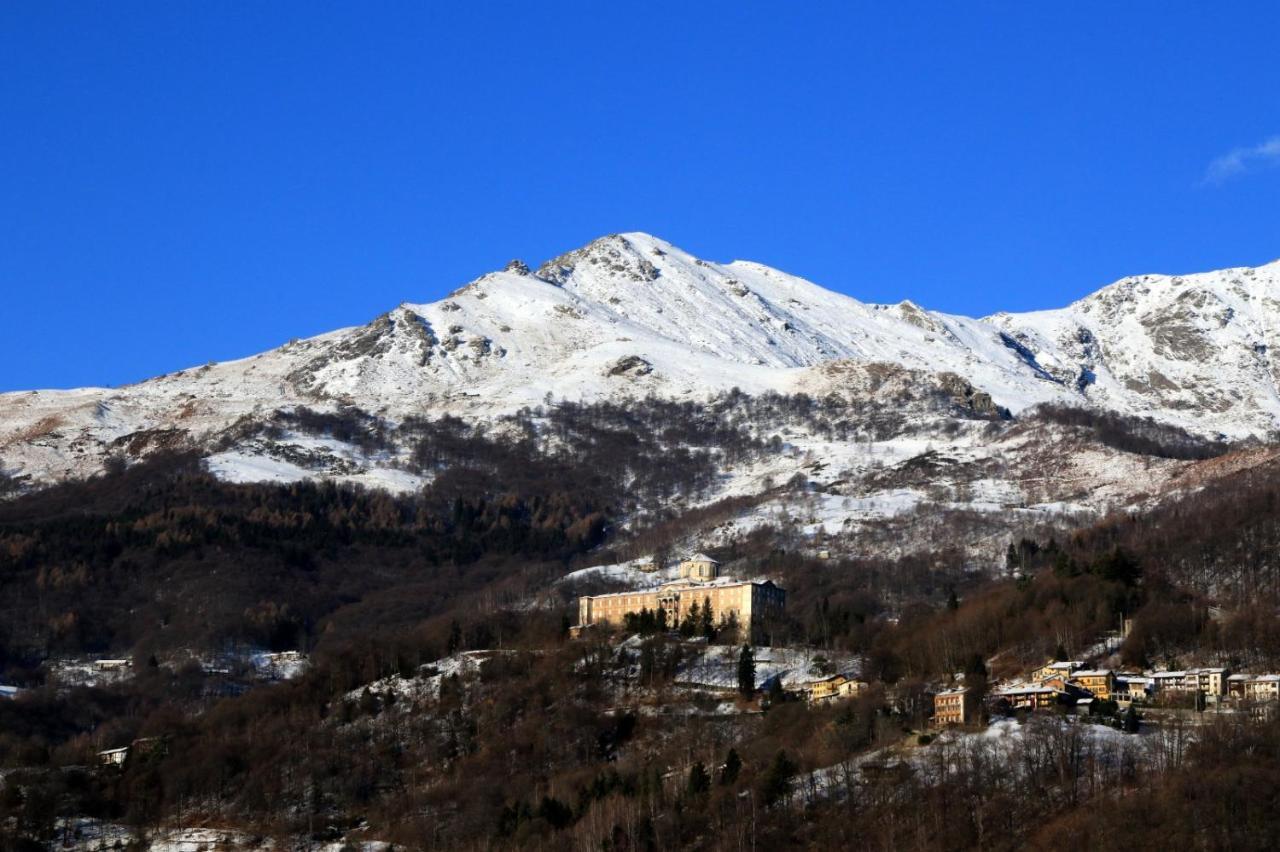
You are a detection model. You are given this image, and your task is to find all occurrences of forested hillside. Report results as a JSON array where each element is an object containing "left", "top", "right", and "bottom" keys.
[{"left": 2, "top": 411, "right": 1280, "bottom": 848}]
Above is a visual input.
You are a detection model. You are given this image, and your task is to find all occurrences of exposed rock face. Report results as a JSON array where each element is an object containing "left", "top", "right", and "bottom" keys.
[
  {"left": 606, "top": 355, "right": 654, "bottom": 378},
  {"left": 990, "top": 262, "right": 1280, "bottom": 437},
  {"left": 537, "top": 235, "right": 662, "bottom": 285},
  {"left": 937, "top": 373, "right": 1006, "bottom": 418}
]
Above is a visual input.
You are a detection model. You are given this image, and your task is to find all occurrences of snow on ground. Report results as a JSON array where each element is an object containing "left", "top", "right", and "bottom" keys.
[
  {"left": 342, "top": 650, "right": 514, "bottom": 704},
  {"left": 248, "top": 650, "right": 309, "bottom": 681},
  {"left": 802, "top": 714, "right": 1144, "bottom": 804},
  {"left": 205, "top": 448, "right": 426, "bottom": 494},
  {"left": 675, "top": 644, "right": 860, "bottom": 691},
  {"left": 204, "top": 450, "right": 315, "bottom": 484},
  {"left": 54, "top": 819, "right": 393, "bottom": 851},
  {"left": 557, "top": 559, "right": 680, "bottom": 590},
  {"left": 46, "top": 659, "right": 134, "bottom": 689}
]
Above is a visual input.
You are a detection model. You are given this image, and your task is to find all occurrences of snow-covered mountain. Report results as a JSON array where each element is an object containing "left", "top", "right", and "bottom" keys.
[{"left": 2, "top": 232, "right": 1278, "bottom": 492}]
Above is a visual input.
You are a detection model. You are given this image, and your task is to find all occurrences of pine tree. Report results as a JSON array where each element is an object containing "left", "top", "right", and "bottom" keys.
[
  {"left": 681, "top": 601, "right": 700, "bottom": 638},
  {"left": 738, "top": 644, "right": 756, "bottom": 697},
  {"left": 723, "top": 610, "right": 740, "bottom": 643},
  {"left": 687, "top": 761, "right": 710, "bottom": 796},
  {"left": 719, "top": 748, "right": 741, "bottom": 785},
  {"left": 640, "top": 640, "right": 657, "bottom": 683},
  {"left": 700, "top": 596, "right": 714, "bottom": 639},
  {"left": 767, "top": 675, "right": 784, "bottom": 706},
  {"left": 759, "top": 750, "right": 796, "bottom": 806},
  {"left": 1122, "top": 705, "right": 1140, "bottom": 733},
  {"left": 446, "top": 619, "right": 463, "bottom": 655}
]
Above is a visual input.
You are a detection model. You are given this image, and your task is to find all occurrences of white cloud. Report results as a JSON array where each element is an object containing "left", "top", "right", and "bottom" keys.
[{"left": 1203, "top": 136, "right": 1280, "bottom": 185}]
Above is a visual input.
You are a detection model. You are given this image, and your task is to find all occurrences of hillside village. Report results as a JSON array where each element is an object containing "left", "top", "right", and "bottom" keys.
[{"left": 572, "top": 552, "right": 1280, "bottom": 733}]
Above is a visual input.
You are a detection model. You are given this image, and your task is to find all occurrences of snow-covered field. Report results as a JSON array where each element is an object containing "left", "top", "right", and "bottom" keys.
[
  {"left": 675, "top": 644, "right": 860, "bottom": 691},
  {"left": 53, "top": 819, "right": 393, "bottom": 851},
  {"left": 342, "top": 650, "right": 511, "bottom": 705},
  {"left": 801, "top": 714, "right": 1150, "bottom": 804},
  {"left": 248, "top": 650, "right": 310, "bottom": 681},
  {"left": 557, "top": 559, "right": 681, "bottom": 590}
]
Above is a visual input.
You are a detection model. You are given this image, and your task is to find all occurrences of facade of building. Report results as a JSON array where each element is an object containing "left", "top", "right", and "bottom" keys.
[
  {"left": 995, "top": 684, "right": 1064, "bottom": 711},
  {"left": 1033, "top": 661, "right": 1084, "bottom": 682},
  {"left": 1243, "top": 675, "right": 1280, "bottom": 702},
  {"left": 1148, "top": 668, "right": 1230, "bottom": 698},
  {"left": 1115, "top": 675, "right": 1153, "bottom": 705},
  {"left": 1151, "top": 671, "right": 1188, "bottom": 694},
  {"left": 1070, "top": 670, "right": 1115, "bottom": 701},
  {"left": 680, "top": 553, "right": 720, "bottom": 581},
  {"left": 98, "top": 747, "right": 129, "bottom": 767},
  {"left": 934, "top": 689, "right": 969, "bottom": 726},
  {"left": 805, "top": 674, "right": 866, "bottom": 703},
  {"left": 1185, "top": 667, "right": 1228, "bottom": 696},
  {"left": 574, "top": 555, "right": 785, "bottom": 639}
]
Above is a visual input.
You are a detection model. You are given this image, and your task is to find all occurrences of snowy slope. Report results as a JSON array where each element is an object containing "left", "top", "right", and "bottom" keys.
[
  {"left": 2, "top": 232, "right": 1278, "bottom": 491},
  {"left": 989, "top": 261, "right": 1280, "bottom": 438}
]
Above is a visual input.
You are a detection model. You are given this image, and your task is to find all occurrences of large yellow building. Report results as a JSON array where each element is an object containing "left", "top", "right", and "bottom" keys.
[{"left": 575, "top": 554, "right": 785, "bottom": 640}]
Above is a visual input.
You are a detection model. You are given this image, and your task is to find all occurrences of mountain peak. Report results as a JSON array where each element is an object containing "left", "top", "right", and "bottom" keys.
[
  {"left": 4, "top": 236, "right": 1280, "bottom": 491},
  {"left": 535, "top": 233, "right": 670, "bottom": 287}
]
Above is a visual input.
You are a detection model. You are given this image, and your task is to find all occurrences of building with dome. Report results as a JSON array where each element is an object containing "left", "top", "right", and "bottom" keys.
[{"left": 574, "top": 553, "right": 785, "bottom": 641}]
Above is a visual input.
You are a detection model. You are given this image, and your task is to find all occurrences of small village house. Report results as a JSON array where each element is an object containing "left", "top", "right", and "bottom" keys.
[
  {"left": 98, "top": 747, "right": 129, "bottom": 768},
  {"left": 1115, "top": 675, "right": 1153, "bottom": 706},
  {"left": 1033, "top": 661, "right": 1083, "bottom": 682},
  {"left": 933, "top": 688, "right": 969, "bottom": 726},
  {"left": 995, "top": 684, "right": 1065, "bottom": 711},
  {"left": 1148, "top": 668, "right": 1231, "bottom": 699},
  {"left": 1151, "top": 671, "right": 1188, "bottom": 694},
  {"left": 95, "top": 659, "right": 132, "bottom": 672},
  {"left": 1069, "top": 670, "right": 1115, "bottom": 701},
  {"left": 805, "top": 673, "right": 866, "bottom": 703},
  {"left": 1184, "top": 667, "right": 1229, "bottom": 696},
  {"left": 1243, "top": 675, "right": 1280, "bottom": 703}
]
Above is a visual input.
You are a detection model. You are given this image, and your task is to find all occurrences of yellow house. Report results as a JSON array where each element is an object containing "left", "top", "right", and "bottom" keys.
[
  {"left": 1032, "top": 660, "right": 1083, "bottom": 682},
  {"left": 806, "top": 674, "right": 866, "bottom": 703},
  {"left": 933, "top": 689, "right": 969, "bottom": 726},
  {"left": 1069, "top": 670, "right": 1115, "bottom": 701}
]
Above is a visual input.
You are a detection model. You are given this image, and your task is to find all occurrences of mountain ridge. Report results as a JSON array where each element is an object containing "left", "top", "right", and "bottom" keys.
[{"left": 2, "top": 232, "right": 1279, "bottom": 492}]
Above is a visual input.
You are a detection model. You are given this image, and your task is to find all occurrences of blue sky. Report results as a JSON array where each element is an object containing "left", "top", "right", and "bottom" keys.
[{"left": 3, "top": 3, "right": 1279, "bottom": 391}]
